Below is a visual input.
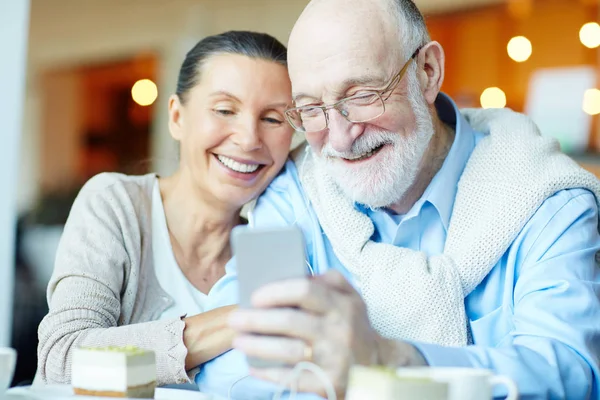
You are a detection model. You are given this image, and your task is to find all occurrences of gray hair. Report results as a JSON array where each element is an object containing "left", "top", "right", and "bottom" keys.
[{"left": 388, "top": 0, "right": 431, "bottom": 60}]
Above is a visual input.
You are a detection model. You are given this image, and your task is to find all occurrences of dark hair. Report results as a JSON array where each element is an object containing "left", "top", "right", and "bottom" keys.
[{"left": 175, "top": 30, "right": 288, "bottom": 104}]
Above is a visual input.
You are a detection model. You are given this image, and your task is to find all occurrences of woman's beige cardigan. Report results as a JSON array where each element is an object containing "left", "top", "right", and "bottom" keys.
[{"left": 37, "top": 173, "right": 190, "bottom": 385}]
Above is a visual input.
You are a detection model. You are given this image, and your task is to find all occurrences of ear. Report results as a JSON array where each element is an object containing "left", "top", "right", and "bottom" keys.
[
  {"left": 168, "top": 94, "right": 184, "bottom": 141},
  {"left": 416, "top": 41, "right": 445, "bottom": 105}
]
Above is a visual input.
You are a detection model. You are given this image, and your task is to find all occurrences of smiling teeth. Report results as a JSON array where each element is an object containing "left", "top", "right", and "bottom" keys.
[
  {"left": 355, "top": 149, "right": 376, "bottom": 160},
  {"left": 217, "top": 155, "right": 260, "bottom": 173},
  {"left": 345, "top": 147, "right": 379, "bottom": 161}
]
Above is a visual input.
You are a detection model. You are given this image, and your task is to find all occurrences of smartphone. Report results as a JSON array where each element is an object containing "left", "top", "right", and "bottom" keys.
[
  {"left": 231, "top": 225, "right": 308, "bottom": 368},
  {"left": 232, "top": 225, "right": 308, "bottom": 308}
]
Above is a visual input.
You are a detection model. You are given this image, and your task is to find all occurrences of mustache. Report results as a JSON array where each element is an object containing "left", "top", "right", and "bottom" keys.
[{"left": 319, "top": 129, "right": 399, "bottom": 159}]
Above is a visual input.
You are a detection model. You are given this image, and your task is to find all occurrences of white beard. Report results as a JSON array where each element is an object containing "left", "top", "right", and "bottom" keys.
[{"left": 315, "top": 71, "right": 435, "bottom": 209}]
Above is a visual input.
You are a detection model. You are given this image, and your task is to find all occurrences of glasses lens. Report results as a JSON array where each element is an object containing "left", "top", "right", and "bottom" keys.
[
  {"left": 287, "top": 107, "right": 326, "bottom": 133},
  {"left": 284, "top": 109, "right": 304, "bottom": 131},
  {"left": 342, "top": 93, "right": 384, "bottom": 123}
]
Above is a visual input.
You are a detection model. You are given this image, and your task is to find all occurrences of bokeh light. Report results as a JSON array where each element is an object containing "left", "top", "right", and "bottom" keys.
[
  {"left": 583, "top": 88, "right": 600, "bottom": 115},
  {"left": 480, "top": 87, "right": 507, "bottom": 109},
  {"left": 131, "top": 79, "right": 158, "bottom": 106},
  {"left": 580, "top": 22, "right": 600, "bottom": 49},
  {"left": 507, "top": 36, "right": 532, "bottom": 62}
]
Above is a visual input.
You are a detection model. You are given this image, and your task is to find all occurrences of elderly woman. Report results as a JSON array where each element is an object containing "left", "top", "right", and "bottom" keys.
[{"left": 36, "top": 30, "right": 295, "bottom": 385}]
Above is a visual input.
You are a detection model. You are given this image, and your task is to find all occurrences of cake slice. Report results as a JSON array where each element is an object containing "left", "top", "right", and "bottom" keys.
[{"left": 72, "top": 346, "right": 156, "bottom": 398}]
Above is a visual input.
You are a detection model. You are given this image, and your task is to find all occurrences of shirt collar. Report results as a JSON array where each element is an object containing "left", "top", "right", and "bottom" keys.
[{"left": 419, "top": 93, "right": 476, "bottom": 230}]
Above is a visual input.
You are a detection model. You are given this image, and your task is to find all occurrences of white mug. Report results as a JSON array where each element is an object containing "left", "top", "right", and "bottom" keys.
[
  {"left": 396, "top": 367, "right": 519, "bottom": 400},
  {"left": 0, "top": 348, "right": 16, "bottom": 394},
  {"left": 346, "top": 365, "right": 448, "bottom": 400}
]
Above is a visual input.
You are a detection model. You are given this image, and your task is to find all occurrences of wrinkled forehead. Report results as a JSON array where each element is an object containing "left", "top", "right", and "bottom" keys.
[{"left": 288, "top": 5, "right": 399, "bottom": 102}]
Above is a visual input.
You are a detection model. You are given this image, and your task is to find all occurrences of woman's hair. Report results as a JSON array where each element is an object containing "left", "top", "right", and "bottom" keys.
[{"left": 175, "top": 30, "right": 288, "bottom": 104}]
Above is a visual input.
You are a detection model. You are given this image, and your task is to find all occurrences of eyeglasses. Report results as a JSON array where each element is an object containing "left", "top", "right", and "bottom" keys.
[
  {"left": 285, "top": 47, "right": 422, "bottom": 133},
  {"left": 284, "top": 46, "right": 422, "bottom": 133}
]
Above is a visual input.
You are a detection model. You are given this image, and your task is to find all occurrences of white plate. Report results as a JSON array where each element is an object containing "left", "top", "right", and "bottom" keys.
[{"left": 5, "top": 385, "right": 213, "bottom": 400}]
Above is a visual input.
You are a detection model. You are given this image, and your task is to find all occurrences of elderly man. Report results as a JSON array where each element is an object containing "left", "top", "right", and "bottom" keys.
[{"left": 195, "top": 0, "right": 600, "bottom": 398}]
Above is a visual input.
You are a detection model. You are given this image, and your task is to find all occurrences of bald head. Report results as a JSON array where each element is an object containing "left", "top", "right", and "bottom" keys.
[
  {"left": 289, "top": 0, "right": 398, "bottom": 72},
  {"left": 288, "top": 0, "right": 395, "bottom": 102},
  {"left": 294, "top": 0, "right": 397, "bottom": 34},
  {"left": 287, "top": 0, "right": 429, "bottom": 103}
]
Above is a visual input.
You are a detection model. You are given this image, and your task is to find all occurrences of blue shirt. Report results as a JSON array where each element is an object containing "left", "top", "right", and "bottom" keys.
[{"left": 196, "top": 95, "right": 600, "bottom": 400}]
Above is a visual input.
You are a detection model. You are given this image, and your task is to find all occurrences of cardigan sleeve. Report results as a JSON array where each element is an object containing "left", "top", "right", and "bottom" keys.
[{"left": 36, "top": 174, "right": 190, "bottom": 385}]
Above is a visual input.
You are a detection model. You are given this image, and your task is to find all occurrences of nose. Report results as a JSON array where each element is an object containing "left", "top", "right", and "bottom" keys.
[
  {"left": 231, "top": 118, "right": 263, "bottom": 152},
  {"left": 326, "top": 109, "right": 365, "bottom": 153}
]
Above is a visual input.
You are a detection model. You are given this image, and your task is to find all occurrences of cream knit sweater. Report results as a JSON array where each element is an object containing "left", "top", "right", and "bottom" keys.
[
  {"left": 36, "top": 173, "right": 189, "bottom": 386},
  {"left": 293, "top": 108, "right": 600, "bottom": 346}
]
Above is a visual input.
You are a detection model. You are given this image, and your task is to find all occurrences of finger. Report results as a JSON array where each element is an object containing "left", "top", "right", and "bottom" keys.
[
  {"left": 251, "top": 277, "right": 338, "bottom": 314},
  {"left": 228, "top": 308, "right": 321, "bottom": 340},
  {"left": 233, "top": 334, "right": 309, "bottom": 365},
  {"left": 314, "top": 270, "right": 356, "bottom": 294}
]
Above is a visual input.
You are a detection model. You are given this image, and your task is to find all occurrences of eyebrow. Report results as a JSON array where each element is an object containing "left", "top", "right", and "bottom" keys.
[
  {"left": 210, "top": 90, "right": 241, "bottom": 102},
  {"left": 292, "top": 74, "right": 386, "bottom": 103},
  {"left": 210, "top": 90, "right": 289, "bottom": 110},
  {"left": 266, "top": 102, "right": 292, "bottom": 110},
  {"left": 340, "top": 74, "right": 387, "bottom": 90}
]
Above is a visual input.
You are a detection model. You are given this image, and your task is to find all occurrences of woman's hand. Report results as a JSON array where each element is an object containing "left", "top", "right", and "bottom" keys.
[{"left": 183, "top": 304, "right": 238, "bottom": 369}]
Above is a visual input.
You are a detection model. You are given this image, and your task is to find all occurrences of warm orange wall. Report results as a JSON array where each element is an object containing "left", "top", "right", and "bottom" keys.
[
  {"left": 426, "top": 0, "right": 599, "bottom": 112},
  {"left": 40, "top": 55, "right": 156, "bottom": 189},
  {"left": 81, "top": 55, "right": 156, "bottom": 134}
]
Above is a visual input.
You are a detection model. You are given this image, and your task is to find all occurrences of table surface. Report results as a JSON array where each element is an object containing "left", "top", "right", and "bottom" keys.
[{"left": 4, "top": 384, "right": 214, "bottom": 400}]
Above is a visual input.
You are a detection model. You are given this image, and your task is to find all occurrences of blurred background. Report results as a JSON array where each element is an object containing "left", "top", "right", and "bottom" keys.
[{"left": 1, "top": 0, "right": 599, "bottom": 386}]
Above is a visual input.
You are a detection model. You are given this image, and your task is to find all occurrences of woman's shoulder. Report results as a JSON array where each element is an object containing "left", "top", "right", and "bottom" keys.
[
  {"left": 69, "top": 172, "right": 157, "bottom": 230},
  {"left": 80, "top": 172, "right": 156, "bottom": 196},
  {"left": 76, "top": 172, "right": 156, "bottom": 206}
]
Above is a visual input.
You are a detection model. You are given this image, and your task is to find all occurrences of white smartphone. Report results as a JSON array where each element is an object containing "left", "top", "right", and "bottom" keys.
[
  {"left": 232, "top": 225, "right": 308, "bottom": 308},
  {"left": 231, "top": 225, "right": 308, "bottom": 368}
]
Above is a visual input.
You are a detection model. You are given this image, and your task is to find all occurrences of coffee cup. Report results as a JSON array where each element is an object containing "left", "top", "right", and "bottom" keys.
[
  {"left": 396, "top": 367, "right": 519, "bottom": 400},
  {"left": 0, "top": 348, "right": 16, "bottom": 394}
]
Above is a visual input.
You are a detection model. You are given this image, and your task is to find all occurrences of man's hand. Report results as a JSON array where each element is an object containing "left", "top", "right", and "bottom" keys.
[{"left": 228, "top": 270, "right": 426, "bottom": 397}]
